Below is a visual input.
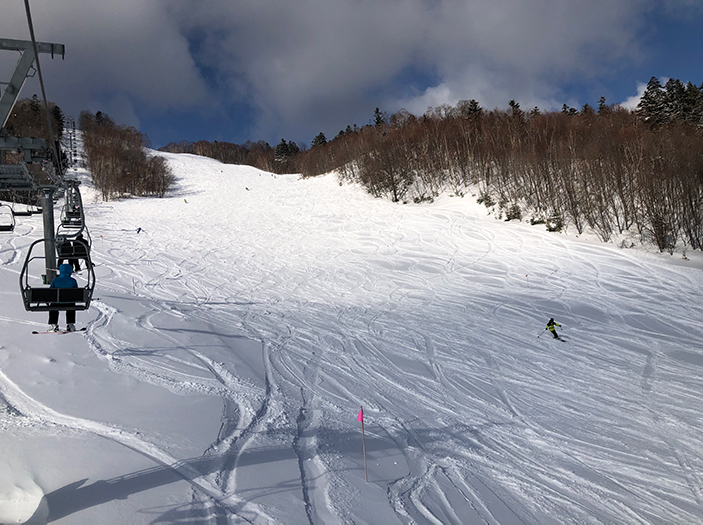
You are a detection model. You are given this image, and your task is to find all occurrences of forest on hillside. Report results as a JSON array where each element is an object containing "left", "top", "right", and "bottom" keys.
[
  {"left": 1, "top": 100, "right": 174, "bottom": 201},
  {"left": 7, "top": 76, "right": 700, "bottom": 253},
  {"left": 161, "top": 77, "right": 703, "bottom": 253},
  {"left": 78, "top": 110, "right": 174, "bottom": 200}
]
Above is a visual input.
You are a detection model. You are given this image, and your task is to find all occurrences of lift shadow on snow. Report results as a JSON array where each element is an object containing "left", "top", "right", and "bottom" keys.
[{"left": 39, "top": 423, "right": 409, "bottom": 523}]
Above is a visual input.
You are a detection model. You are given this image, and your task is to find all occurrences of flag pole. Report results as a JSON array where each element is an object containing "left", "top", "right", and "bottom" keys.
[{"left": 358, "top": 405, "right": 368, "bottom": 482}]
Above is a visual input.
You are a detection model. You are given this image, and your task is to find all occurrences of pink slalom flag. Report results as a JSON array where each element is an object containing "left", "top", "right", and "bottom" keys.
[{"left": 358, "top": 405, "right": 368, "bottom": 482}]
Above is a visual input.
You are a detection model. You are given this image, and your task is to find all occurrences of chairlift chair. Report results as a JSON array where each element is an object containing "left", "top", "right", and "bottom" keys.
[
  {"left": 0, "top": 204, "right": 15, "bottom": 232},
  {"left": 56, "top": 218, "right": 90, "bottom": 241},
  {"left": 59, "top": 181, "right": 84, "bottom": 228},
  {"left": 60, "top": 201, "right": 83, "bottom": 227},
  {"left": 56, "top": 231, "right": 92, "bottom": 262},
  {"left": 19, "top": 238, "right": 95, "bottom": 312},
  {"left": 11, "top": 194, "right": 33, "bottom": 216},
  {"left": 12, "top": 205, "right": 32, "bottom": 216}
]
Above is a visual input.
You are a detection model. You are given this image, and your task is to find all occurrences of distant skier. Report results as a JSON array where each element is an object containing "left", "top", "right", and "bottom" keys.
[
  {"left": 546, "top": 318, "right": 561, "bottom": 339},
  {"left": 48, "top": 264, "right": 78, "bottom": 332}
]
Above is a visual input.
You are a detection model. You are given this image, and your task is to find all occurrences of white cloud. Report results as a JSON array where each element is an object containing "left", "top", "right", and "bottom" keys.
[
  {"left": 170, "top": 0, "right": 654, "bottom": 138},
  {"left": 619, "top": 82, "right": 647, "bottom": 110},
  {"left": 619, "top": 76, "right": 670, "bottom": 110}
]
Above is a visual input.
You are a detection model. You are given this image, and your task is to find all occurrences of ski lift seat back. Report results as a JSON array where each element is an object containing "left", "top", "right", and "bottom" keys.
[
  {"left": 60, "top": 203, "right": 83, "bottom": 227},
  {"left": 0, "top": 204, "right": 16, "bottom": 232},
  {"left": 24, "top": 287, "right": 89, "bottom": 310},
  {"left": 19, "top": 239, "right": 95, "bottom": 312}
]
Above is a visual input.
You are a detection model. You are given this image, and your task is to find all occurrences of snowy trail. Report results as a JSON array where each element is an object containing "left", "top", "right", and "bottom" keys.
[{"left": 1, "top": 149, "right": 703, "bottom": 523}]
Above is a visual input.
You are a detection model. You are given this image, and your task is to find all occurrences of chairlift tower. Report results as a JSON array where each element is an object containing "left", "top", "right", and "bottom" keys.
[
  {"left": 1, "top": 37, "right": 65, "bottom": 281},
  {"left": 0, "top": 38, "right": 64, "bottom": 129}
]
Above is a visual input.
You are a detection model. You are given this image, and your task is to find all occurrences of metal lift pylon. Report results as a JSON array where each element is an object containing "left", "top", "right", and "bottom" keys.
[
  {"left": 1, "top": 37, "right": 64, "bottom": 281},
  {"left": 0, "top": 38, "right": 65, "bottom": 130}
]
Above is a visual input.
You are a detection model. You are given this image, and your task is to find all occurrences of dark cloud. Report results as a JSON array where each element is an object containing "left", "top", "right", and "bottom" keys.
[
  {"left": 2, "top": 0, "right": 699, "bottom": 145},
  {"left": 168, "top": 0, "right": 653, "bottom": 139},
  {"left": 1, "top": 1, "right": 209, "bottom": 129}
]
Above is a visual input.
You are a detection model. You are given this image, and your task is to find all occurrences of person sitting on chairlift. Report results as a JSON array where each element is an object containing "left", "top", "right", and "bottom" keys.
[
  {"left": 72, "top": 233, "right": 90, "bottom": 271},
  {"left": 48, "top": 264, "right": 78, "bottom": 332}
]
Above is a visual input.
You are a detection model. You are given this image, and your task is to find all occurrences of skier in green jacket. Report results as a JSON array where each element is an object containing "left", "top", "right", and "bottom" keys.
[{"left": 546, "top": 318, "right": 561, "bottom": 339}]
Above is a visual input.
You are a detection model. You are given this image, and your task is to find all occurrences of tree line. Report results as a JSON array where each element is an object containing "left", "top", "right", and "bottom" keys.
[
  {"left": 2, "top": 94, "right": 66, "bottom": 141},
  {"left": 159, "top": 137, "right": 315, "bottom": 175},
  {"left": 79, "top": 110, "right": 174, "bottom": 200},
  {"left": 84, "top": 76, "right": 703, "bottom": 253},
  {"left": 292, "top": 79, "right": 703, "bottom": 253}
]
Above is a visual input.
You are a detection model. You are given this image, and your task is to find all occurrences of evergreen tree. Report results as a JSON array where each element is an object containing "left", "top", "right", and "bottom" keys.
[
  {"left": 30, "top": 94, "right": 41, "bottom": 115},
  {"left": 51, "top": 104, "right": 65, "bottom": 137},
  {"left": 311, "top": 132, "right": 327, "bottom": 147},
  {"left": 373, "top": 107, "right": 387, "bottom": 131},
  {"left": 274, "top": 138, "right": 291, "bottom": 163},
  {"left": 681, "top": 81, "right": 702, "bottom": 124},
  {"left": 561, "top": 104, "right": 578, "bottom": 116},
  {"left": 664, "top": 78, "right": 687, "bottom": 122},
  {"left": 691, "top": 82, "right": 703, "bottom": 124},
  {"left": 637, "top": 76, "right": 667, "bottom": 126},
  {"left": 458, "top": 99, "right": 482, "bottom": 118},
  {"left": 508, "top": 99, "right": 522, "bottom": 117},
  {"left": 597, "top": 96, "right": 610, "bottom": 115}
]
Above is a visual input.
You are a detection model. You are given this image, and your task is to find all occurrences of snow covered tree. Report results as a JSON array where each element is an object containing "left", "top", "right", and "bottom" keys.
[
  {"left": 637, "top": 77, "right": 667, "bottom": 126},
  {"left": 274, "top": 139, "right": 291, "bottom": 163},
  {"left": 273, "top": 139, "right": 300, "bottom": 173},
  {"left": 664, "top": 78, "right": 687, "bottom": 122},
  {"left": 680, "top": 81, "right": 703, "bottom": 124}
]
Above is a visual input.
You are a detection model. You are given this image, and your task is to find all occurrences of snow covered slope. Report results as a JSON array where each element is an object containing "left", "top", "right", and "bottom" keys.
[{"left": 1, "top": 151, "right": 703, "bottom": 524}]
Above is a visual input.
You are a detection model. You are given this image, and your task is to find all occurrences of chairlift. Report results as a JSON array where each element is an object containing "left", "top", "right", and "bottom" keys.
[
  {"left": 56, "top": 231, "right": 92, "bottom": 265},
  {"left": 19, "top": 238, "right": 95, "bottom": 312},
  {"left": 59, "top": 180, "right": 84, "bottom": 228},
  {"left": 12, "top": 203, "right": 32, "bottom": 216},
  {"left": 11, "top": 193, "right": 34, "bottom": 216},
  {"left": 60, "top": 202, "right": 83, "bottom": 227},
  {"left": 56, "top": 216, "right": 89, "bottom": 240},
  {"left": 0, "top": 204, "right": 15, "bottom": 232}
]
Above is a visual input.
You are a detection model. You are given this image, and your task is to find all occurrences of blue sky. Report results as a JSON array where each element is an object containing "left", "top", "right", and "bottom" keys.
[{"left": 1, "top": 1, "right": 702, "bottom": 149}]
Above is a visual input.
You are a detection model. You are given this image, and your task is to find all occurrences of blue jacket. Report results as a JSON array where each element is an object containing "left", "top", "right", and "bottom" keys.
[{"left": 50, "top": 264, "right": 78, "bottom": 289}]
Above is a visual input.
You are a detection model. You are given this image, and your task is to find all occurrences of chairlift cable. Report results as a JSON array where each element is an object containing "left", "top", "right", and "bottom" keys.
[{"left": 23, "top": 0, "right": 63, "bottom": 181}]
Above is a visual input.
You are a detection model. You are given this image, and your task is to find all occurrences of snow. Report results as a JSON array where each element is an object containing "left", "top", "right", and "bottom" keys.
[{"left": 1, "top": 142, "right": 703, "bottom": 524}]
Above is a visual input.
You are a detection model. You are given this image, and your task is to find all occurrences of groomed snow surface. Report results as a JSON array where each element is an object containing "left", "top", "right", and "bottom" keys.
[{"left": 1, "top": 148, "right": 703, "bottom": 524}]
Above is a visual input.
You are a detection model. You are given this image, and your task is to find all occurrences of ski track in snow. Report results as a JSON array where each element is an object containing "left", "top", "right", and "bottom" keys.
[{"left": 2, "top": 144, "right": 703, "bottom": 523}]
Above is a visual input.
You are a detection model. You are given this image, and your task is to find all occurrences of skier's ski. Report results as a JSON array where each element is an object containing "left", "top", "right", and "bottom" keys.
[{"left": 32, "top": 327, "right": 86, "bottom": 335}]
